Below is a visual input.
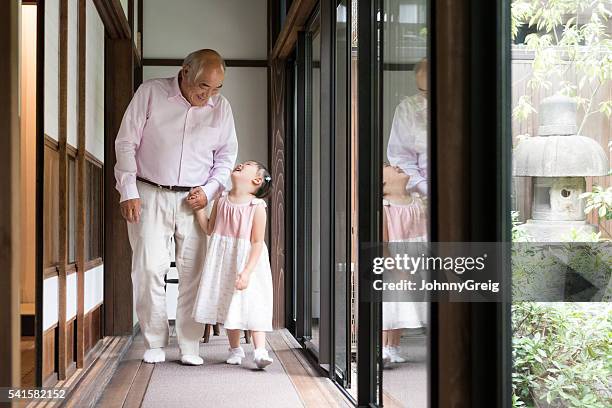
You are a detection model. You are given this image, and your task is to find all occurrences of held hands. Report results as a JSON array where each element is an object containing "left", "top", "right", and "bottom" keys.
[
  {"left": 235, "top": 271, "right": 251, "bottom": 290},
  {"left": 187, "top": 187, "right": 208, "bottom": 210},
  {"left": 120, "top": 198, "right": 142, "bottom": 223}
]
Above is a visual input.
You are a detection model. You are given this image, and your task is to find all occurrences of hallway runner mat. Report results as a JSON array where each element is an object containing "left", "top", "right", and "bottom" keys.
[{"left": 141, "top": 334, "right": 304, "bottom": 408}]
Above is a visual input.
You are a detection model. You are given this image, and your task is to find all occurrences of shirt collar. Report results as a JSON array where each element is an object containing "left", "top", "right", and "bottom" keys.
[{"left": 168, "top": 72, "right": 216, "bottom": 108}]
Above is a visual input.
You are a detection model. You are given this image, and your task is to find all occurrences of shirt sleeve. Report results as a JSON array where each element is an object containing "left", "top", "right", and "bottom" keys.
[
  {"left": 114, "top": 83, "right": 150, "bottom": 202},
  {"left": 387, "top": 99, "right": 428, "bottom": 196},
  {"left": 201, "top": 100, "right": 238, "bottom": 202}
]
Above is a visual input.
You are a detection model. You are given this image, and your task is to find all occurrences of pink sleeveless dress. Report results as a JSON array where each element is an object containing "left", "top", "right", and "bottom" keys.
[
  {"left": 382, "top": 197, "right": 428, "bottom": 330},
  {"left": 192, "top": 193, "right": 273, "bottom": 331}
]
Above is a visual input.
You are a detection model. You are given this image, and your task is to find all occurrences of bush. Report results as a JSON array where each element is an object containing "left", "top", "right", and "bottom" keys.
[{"left": 512, "top": 302, "right": 612, "bottom": 407}]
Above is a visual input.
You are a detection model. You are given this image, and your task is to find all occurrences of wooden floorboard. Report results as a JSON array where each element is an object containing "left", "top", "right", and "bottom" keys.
[
  {"left": 94, "top": 359, "right": 142, "bottom": 408},
  {"left": 95, "top": 332, "right": 149, "bottom": 408},
  {"left": 122, "top": 363, "right": 154, "bottom": 408},
  {"left": 21, "top": 336, "right": 36, "bottom": 387},
  {"left": 268, "top": 330, "right": 352, "bottom": 408},
  {"left": 63, "top": 336, "right": 131, "bottom": 408},
  {"left": 383, "top": 391, "right": 406, "bottom": 408}
]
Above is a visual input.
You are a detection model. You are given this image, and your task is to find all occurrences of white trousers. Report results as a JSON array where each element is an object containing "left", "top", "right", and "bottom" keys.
[{"left": 127, "top": 181, "right": 207, "bottom": 356}]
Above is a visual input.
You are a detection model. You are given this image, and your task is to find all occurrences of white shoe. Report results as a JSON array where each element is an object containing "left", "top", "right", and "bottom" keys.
[
  {"left": 226, "top": 347, "right": 245, "bottom": 365},
  {"left": 143, "top": 348, "right": 165, "bottom": 364},
  {"left": 181, "top": 354, "right": 204, "bottom": 366},
  {"left": 253, "top": 349, "right": 273, "bottom": 369},
  {"left": 388, "top": 346, "right": 407, "bottom": 363},
  {"left": 382, "top": 347, "right": 391, "bottom": 365}
]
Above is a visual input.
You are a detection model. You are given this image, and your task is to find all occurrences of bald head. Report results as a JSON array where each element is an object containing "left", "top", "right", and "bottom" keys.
[
  {"left": 182, "top": 49, "right": 225, "bottom": 85},
  {"left": 415, "top": 58, "right": 428, "bottom": 93},
  {"left": 179, "top": 49, "right": 226, "bottom": 107}
]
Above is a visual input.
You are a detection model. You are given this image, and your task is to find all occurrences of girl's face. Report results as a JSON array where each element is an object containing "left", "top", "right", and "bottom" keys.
[
  {"left": 383, "top": 165, "right": 410, "bottom": 194},
  {"left": 383, "top": 164, "right": 408, "bottom": 182},
  {"left": 231, "top": 161, "right": 263, "bottom": 192}
]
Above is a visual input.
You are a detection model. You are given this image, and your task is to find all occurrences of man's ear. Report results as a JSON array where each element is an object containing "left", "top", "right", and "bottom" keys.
[{"left": 181, "top": 66, "right": 190, "bottom": 81}]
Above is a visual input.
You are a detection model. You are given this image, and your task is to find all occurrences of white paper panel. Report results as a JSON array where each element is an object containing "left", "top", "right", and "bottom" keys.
[
  {"left": 84, "top": 264, "right": 104, "bottom": 313},
  {"left": 44, "top": 0, "right": 59, "bottom": 140},
  {"left": 43, "top": 276, "right": 59, "bottom": 331},
  {"left": 143, "top": 0, "right": 267, "bottom": 60},
  {"left": 67, "top": 0, "right": 78, "bottom": 148},
  {"left": 66, "top": 272, "right": 77, "bottom": 320},
  {"left": 85, "top": 0, "right": 105, "bottom": 162}
]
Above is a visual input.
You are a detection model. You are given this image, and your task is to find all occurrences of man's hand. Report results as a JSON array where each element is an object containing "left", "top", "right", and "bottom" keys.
[
  {"left": 187, "top": 187, "right": 208, "bottom": 210},
  {"left": 120, "top": 198, "right": 142, "bottom": 223},
  {"left": 235, "top": 271, "right": 251, "bottom": 290}
]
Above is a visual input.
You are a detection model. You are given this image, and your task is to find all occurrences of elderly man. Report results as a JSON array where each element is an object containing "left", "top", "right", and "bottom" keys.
[
  {"left": 114, "top": 49, "right": 238, "bottom": 365},
  {"left": 387, "top": 58, "right": 428, "bottom": 197}
]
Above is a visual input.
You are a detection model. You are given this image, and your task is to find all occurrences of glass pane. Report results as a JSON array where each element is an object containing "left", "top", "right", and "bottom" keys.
[
  {"left": 334, "top": 0, "right": 351, "bottom": 388},
  {"left": 311, "top": 29, "right": 321, "bottom": 350},
  {"left": 510, "top": 2, "right": 612, "bottom": 407},
  {"left": 381, "top": 0, "right": 429, "bottom": 406}
]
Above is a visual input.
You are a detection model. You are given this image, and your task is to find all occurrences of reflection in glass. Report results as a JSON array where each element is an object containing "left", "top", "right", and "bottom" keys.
[
  {"left": 333, "top": 0, "right": 356, "bottom": 395},
  {"left": 381, "top": 0, "right": 429, "bottom": 406},
  {"left": 311, "top": 29, "right": 321, "bottom": 350}
]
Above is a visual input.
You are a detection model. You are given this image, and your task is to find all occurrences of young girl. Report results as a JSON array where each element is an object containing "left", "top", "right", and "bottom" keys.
[
  {"left": 192, "top": 160, "right": 274, "bottom": 369},
  {"left": 382, "top": 163, "right": 428, "bottom": 365}
]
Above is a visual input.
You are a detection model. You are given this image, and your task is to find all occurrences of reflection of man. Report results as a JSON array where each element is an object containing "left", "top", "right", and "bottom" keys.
[
  {"left": 114, "top": 49, "right": 238, "bottom": 365},
  {"left": 387, "top": 58, "right": 428, "bottom": 196}
]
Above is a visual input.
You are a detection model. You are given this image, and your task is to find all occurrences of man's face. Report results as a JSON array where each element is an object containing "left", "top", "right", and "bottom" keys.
[
  {"left": 416, "top": 67, "right": 428, "bottom": 94},
  {"left": 180, "top": 65, "right": 224, "bottom": 107}
]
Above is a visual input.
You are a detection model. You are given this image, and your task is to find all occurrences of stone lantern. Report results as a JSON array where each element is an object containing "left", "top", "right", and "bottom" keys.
[{"left": 513, "top": 95, "right": 609, "bottom": 241}]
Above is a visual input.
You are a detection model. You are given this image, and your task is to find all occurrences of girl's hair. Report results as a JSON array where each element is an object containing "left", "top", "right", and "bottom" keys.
[{"left": 251, "top": 161, "right": 273, "bottom": 198}]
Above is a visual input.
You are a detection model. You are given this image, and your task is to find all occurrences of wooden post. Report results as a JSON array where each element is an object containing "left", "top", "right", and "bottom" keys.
[
  {"left": 0, "top": 0, "right": 21, "bottom": 392},
  {"left": 104, "top": 37, "right": 134, "bottom": 335},
  {"left": 76, "top": 0, "right": 86, "bottom": 368},
  {"left": 57, "top": 0, "right": 69, "bottom": 380}
]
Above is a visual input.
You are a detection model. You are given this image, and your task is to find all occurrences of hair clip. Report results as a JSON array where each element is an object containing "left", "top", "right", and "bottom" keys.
[{"left": 264, "top": 175, "right": 272, "bottom": 182}]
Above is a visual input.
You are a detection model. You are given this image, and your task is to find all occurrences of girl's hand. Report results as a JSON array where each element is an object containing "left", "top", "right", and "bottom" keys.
[{"left": 235, "top": 272, "right": 250, "bottom": 290}]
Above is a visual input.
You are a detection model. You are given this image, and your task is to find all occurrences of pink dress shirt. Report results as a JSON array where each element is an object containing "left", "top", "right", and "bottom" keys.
[
  {"left": 114, "top": 74, "right": 238, "bottom": 203},
  {"left": 387, "top": 93, "right": 428, "bottom": 196}
]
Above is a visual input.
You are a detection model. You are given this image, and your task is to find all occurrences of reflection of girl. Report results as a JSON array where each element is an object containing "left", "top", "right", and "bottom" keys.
[
  {"left": 192, "top": 161, "right": 274, "bottom": 369},
  {"left": 387, "top": 58, "right": 428, "bottom": 196},
  {"left": 382, "top": 164, "right": 427, "bottom": 365}
]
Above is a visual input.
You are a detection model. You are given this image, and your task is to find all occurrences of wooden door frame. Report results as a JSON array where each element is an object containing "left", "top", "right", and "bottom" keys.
[
  {"left": 95, "top": 0, "right": 136, "bottom": 336},
  {"left": 0, "top": 0, "right": 21, "bottom": 391}
]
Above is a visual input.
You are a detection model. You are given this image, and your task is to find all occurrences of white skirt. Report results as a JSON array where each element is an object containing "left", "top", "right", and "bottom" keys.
[
  {"left": 192, "top": 234, "right": 273, "bottom": 332},
  {"left": 382, "top": 301, "right": 426, "bottom": 330}
]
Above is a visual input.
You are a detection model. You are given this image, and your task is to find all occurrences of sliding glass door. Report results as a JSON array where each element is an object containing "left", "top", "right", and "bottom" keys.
[
  {"left": 332, "top": 0, "right": 354, "bottom": 394},
  {"left": 379, "top": 1, "right": 430, "bottom": 406}
]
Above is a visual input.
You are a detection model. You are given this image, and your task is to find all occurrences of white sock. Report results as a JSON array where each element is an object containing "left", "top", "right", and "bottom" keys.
[
  {"left": 143, "top": 348, "right": 165, "bottom": 364},
  {"left": 181, "top": 354, "right": 204, "bottom": 366},
  {"left": 226, "top": 347, "right": 245, "bottom": 365},
  {"left": 253, "top": 348, "right": 273, "bottom": 369}
]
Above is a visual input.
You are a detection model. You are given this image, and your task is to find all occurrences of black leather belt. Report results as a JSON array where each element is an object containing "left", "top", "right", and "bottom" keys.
[{"left": 136, "top": 176, "right": 193, "bottom": 192}]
